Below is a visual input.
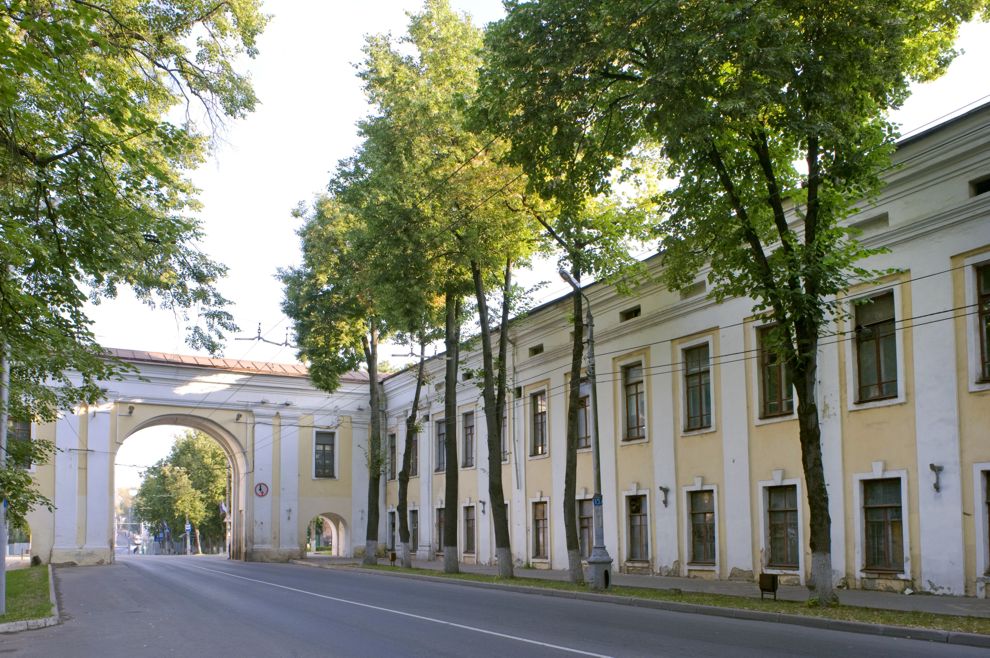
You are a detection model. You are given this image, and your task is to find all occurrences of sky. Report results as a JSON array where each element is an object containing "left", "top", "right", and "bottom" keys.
[{"left": 105, "top": 4, "right": 990, "bottom": 486}]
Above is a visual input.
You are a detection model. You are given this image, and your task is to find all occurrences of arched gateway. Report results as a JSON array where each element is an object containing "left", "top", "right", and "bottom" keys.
[{"left": 27, "top": 348, "right": 371, "bottom": 566}]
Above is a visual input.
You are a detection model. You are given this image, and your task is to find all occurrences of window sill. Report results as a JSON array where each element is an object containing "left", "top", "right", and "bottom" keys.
[
  {"left": 754, "top": 412, "right": 796, "bottom": 427},
  {"left": 620, "top": 437, "right": 649, "bottom": 446},
  {"left": 528, "top": 453, "right": 550, "bottom": 461},
  {"left": 764, "top": 565, "right": 799, "bottom": 574},
  {"left": 969, "top": 379, "right": 990, "bottom": 394},
  {"left": 460, "top": 465, "right": 476, "bottom": 471},
  {"left": 687, "top": 563, "right": 716, "bottom": 571},
  {"left": 313, "top": 476, "right": 338, "bottom": 480},
  {"left": 681, "top": 425, "right": 717, "bottom": 438},
  {"left": 849, "top": 394, "right": 906, "bottom": 412},
  {"left": 861, "top": 569, "right": 909, "bottom": 580}
]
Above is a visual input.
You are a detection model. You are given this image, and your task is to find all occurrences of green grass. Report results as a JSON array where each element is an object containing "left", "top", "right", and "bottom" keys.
[
  {"left": 314, "top": 546, "right": 335, "bottom": 553},
  {"left": 1, "top": 566, "right": 53, "bottom": 624},
  {"left": 362, "top": 565, "right": 990, "bottom": 636}
]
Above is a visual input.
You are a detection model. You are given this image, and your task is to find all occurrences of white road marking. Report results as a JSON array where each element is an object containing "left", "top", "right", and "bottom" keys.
[{"left": 187, "top": 564, "right": 613, "bottom": 657}]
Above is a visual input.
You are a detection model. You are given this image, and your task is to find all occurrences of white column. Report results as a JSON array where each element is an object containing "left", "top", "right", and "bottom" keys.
[
  {"left": 818, "top": 323, "right": 846, "bottom": 581},
  {"left": 54, "top": 412, "right": 82, "bottom": 549},
  {"left": 279, "top": 413, "right": 300, "bottom": 551},
  {"left": 84, "top": 409, "right": 112, "bottom": 551},
  {"left": 912, "top": 273, "right": 965, "bottom": 594},
  {"left": 651, "top": 343, "right": 678, "bottom": 573},
  {"left": 719, "top": 322, "right": 753, "bottom": 574},
  {"left": 351, "top": 417, "right": 370, "bottom": 553},
  {"left": 252, "top": 411, "right": 275, "bottom": 549}
]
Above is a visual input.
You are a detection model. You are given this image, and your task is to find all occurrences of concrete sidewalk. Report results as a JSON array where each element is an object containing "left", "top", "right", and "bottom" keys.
[{"left": 299, "top": 553, "right": 990, "bottom": 619}]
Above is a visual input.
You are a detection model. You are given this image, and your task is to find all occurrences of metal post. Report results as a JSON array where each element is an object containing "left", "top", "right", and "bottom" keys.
[
  {"left": 1, "top": 343, "right": 10, "bottom": 614},
  {"left": 559, "top": 271, "right": 613, "bottom": 589}
]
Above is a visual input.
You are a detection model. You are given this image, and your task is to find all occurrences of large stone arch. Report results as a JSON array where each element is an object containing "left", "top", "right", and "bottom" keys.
[
  {"left": 120, "top": 412, "right": 249, "bottom": 560},
  {"left": 29, "top": 349, "right": 370, "bottom": 566}
]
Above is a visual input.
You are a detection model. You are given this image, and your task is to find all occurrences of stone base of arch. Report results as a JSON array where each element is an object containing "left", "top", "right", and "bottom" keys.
[
  {"left": 51, "top": 547, "right": 113, "bottom": 566},
  {"left": 245, "top": 546, "right": 305, "bottom": 562}
]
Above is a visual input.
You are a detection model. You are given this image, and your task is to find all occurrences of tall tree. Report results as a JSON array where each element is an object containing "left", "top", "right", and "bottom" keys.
[
  {"left": 281, "top": 197, "right": 387, "bottom": 566},
  {"left": 0, "top": 0, "right": 265, "bottom": 537},
  {"left": 482, "top": 0, "right": 988, "bottom": 603}
]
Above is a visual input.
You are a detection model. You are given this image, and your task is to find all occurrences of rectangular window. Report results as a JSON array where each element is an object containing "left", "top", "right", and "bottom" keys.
[
  {"left": 623, "top": 364, "right": 646, "bottom": 440},
  {"left": 684, "top": 345, "right": 712, "bottom": 431},
  {"left": 689, "top": 490, "right": 716, "bottom": 565},
  {"left": 501, "top": 410, "right": 509, "bottom": 462},
  {"left": 978, "top": 264, "right": 990, "bottom": 382},
  {"left": 436, "top": 507, "right": 445, "bottom": 554},
  {"left": 410, "top": 430, "right": 419, "bottom": 478},
  {"left": 985, "top": 472, "right": 990, "bottom": 574},
  {"left": 758, "top": 326, "right": 794, "bottom": 418},
  {"left": 578, "top": 499, "right": 593, "bottom": 559},
  {"left": 410, "top": 510, "right": 419, "bottom": 552},
  {"left": 532, "top": 501, "right": 548, "bottom": 559},
  {"left": 464, "top": 506, "right": 476, "bottom": 554},
  {"left": 577, "top": 379, "right": 591, "bottom": 449},
  {"left": 863, "top": 478, "right": 903, "bottom": 571},
  {"left": 435, "top": 420, "right": 446, "bottom": 472},
  {"left": 767, "top": 485, "right": 799, "bottom": 569},
  {"left": 387, "top": 433, "right": 396, "bottom": 480},
  {"left": 7, "top": 420, "right": 32, "bottom": 468},
  {"left": 387, "top": 511, "right": 396, "bottom": 549},
  {"left": 628, "top": 495, "right": 648, "bottom": 561},
  {"left": 462, "top": 412, "right": 475, "bottom": 468},
  {"left": 314, "top": 431, "right": 335, "bottom": 478},
  {"left": 530, "top": 391, "right": 547, "bottom": 456},
  {"left": 855, "top": 292, "right": 897, "bottom": 402}
]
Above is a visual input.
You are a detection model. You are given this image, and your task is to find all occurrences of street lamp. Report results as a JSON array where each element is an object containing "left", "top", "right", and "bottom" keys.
[{"left": 559, "top": 270, "right": 613, "bottom": 590}]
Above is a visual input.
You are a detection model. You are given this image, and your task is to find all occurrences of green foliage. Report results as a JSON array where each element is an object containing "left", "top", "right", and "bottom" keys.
[
  {"left": 132, "top": 430, "right": 227, "bottom": 546},
  {"left": 0, "top": 437, "right": 55, "bottom": 530},
  {"left": 0, "top": 0, "right": 267, "bottom": 424}
]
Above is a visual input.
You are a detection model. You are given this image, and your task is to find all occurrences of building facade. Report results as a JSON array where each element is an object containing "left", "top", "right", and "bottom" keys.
[
  {"left": 23, "top": 105, "right": 990, "bottom": 596},
  {"left": 380, "top": 105, "right": 990, "bottom": 596}
]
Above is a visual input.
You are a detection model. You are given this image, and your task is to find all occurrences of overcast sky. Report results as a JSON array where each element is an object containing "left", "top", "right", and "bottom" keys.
[{"left": 105, "top": 4, "right": 990, "bottom": 488}]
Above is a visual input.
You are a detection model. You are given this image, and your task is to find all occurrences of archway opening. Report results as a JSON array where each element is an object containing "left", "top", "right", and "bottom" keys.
[
  {"left": 115, "top": 421, "right": 239, "bottom": 559},
  {"left": 307, "top": 513, "right": 347, "bottom": 557}
]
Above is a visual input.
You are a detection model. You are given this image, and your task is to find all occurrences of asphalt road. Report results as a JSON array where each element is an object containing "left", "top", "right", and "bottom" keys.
[{"left": 1, "top": 556, "right": 985, "bottom": 657}]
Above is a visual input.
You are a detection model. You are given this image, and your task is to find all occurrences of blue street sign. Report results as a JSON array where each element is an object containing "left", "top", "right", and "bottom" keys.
[
  {"left": 593, "top": 494, "right": 602, "bottom": 507},
  {"left": 185, "top": 523, "right": 191, "bottom": 533}
]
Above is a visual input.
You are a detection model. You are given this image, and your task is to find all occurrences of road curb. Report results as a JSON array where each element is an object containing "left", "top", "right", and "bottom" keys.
[
  {"left": 0, "top": 564, "right": 61, "bottom": 635},
  {"left": 289, "top": 560, "right": 990, "bottom": 649}
]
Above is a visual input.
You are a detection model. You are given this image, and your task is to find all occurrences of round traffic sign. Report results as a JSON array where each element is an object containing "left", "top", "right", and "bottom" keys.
[{"left": 254, "top": 482, "right": 269, "bottom": 497}]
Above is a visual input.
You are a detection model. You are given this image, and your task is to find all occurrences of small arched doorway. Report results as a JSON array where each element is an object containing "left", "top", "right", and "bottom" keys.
[
  {"left": 307, "top": 512, "right": 347, "bottom": 557},
  {"left": 116, "top": 412, "right": 248, "bottom": 560}
]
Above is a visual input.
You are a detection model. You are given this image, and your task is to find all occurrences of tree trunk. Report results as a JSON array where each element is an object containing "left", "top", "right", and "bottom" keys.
[
  {"left": 194, "top": 526, "right": 202, "bottom": 555},
  {"left": 398, "top": 342, "right": 426, "bottom": 569},
  {"left": 362, "top": 324, "right": 383, "bottom": 566},
  {"left": 791, "top": 330, "right": 838, "bottom": 605},
  {"left": 563, "top": 266, "right": 584, "bottom": 584},
  {"left": 443, "top": 290, "right": 460, "bottom": 574},
  {"left": 471, "top": 259, "right": 514, "bottom": 579}
]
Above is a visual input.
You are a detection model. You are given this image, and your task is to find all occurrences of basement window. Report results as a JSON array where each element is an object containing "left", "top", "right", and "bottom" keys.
[
  {"left": 971, "top": 175, "right": 990, "bottom": 197},
  {"left": 680, "top": 280, "right": 706, "bottom": 300},
  {"left": 620, "top": 306, "right": 642, "bottom": 322}
]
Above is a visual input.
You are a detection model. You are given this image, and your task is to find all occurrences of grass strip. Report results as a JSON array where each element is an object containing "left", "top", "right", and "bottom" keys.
[
  {"left": 1, "top": 566, "right": 52, "bottom": 624},
  {"left": 362, "top": 565, "right": 990, "bottom": 636}
]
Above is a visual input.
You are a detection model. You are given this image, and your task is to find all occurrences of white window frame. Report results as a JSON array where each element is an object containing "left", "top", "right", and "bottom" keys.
[
  {"left": 527, "top": 387, "right": 550, "bottom": 460},
  {"left": 461, "top": 501, "right": 477, "bottom": 556},
  {"left": 623, "top": 486, "right": 651, "bottom": 565},
  {"left": 460, "top": 410, "right": 476, "bottom": 470},
  {"left": 679, "top": 336, "right": 717, "bottom": 436},
  {"left": 757, "top": 473, "right": 804, "bottom": 582},
  {"left": 312, "top": 429, "right": 338, "bottom": 480},
  {"left": 964, "top": 253, "right": 990, "bottom": 392},
  {"left": 528, "top": 495, "right": 551, "bottom": 565},
  {"left": 853, "top": 466, "right": 911, "bottom": 580},
  {"left": 974, "top": 463, "right": 990, "bottom": 596},
  {"left": 681, "top": 480, "right": 718, "bottom": 572},
  {"left": 749, "top": 323, "right": 797, "bottom": 426},
  {"left": 616, "top": 356, "right": 649, "bottom": 444},
  {"left": 845, "top": 286, "right": 906, "bottom": 410}
]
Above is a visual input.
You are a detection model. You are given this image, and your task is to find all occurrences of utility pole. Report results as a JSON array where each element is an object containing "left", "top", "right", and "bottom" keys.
[
  {"left": 1, "top": 343, "right": 10, "bottom": 614},
  {"left": 559, "top": 271, "right": 613, "bottom": 589}
]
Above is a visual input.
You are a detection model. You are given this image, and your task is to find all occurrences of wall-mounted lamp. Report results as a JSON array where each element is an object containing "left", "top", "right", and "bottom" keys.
[
  {"left": 235, "top": 413, "right": 243, "bottom": 422},
  {"left": 126, "top": 404, "right": 135, "bottom": 416},
  {"left": 480, "top": 500, "right": 486, "bottom": 514},
  {"left": 658, "top": 485, "right": 670, "bottom": 508},
  {"left": 930, "top": 463, "right": 944, "bottom": 492}
]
